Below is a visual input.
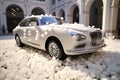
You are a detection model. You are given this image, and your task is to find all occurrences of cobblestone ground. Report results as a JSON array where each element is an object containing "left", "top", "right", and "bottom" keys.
[{"left": 0, "top": 35, "right": 120, "bottom": 80}]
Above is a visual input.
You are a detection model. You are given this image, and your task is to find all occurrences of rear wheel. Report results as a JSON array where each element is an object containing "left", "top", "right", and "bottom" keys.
[
  {"left": 47, "top": 40, "right": 66, "bottom": 60},
  {"left": 15, "top": 35, "right": 23, "bottom": 47}
]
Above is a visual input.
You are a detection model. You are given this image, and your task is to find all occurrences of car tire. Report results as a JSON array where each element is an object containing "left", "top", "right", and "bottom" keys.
[
  {"left": 47, "top": 40, "right": 66, "bottom": 60},
  {"left": 15, "top": 35, "right": 23, "bottom": 47}
]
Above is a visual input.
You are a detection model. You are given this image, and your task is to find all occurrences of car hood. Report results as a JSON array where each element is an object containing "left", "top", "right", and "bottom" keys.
[
  {"left": 55, "top": 23, "right": 100, "bottom": 32},
  {"left": 40, "top": 23, "right": 101, "bottom": 33}
]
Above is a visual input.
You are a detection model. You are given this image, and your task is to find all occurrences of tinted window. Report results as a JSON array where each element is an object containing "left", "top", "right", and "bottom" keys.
[
  {"left": 20, "top": 18, "right": 39, "bottom": 27},
  {"left": 40, "top": 17, "right": 57, "bottom": 25},
  {"left": 20, "top": 18, "right": 30, "bottom": 27},
  {"left": 30, "top": 18, "right": 39, "bottom": 26}
]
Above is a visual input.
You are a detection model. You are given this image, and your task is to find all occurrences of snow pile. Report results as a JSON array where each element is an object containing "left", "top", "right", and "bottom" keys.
[{"left": 0, "top": 35, "right": 120, "bottom": 80}]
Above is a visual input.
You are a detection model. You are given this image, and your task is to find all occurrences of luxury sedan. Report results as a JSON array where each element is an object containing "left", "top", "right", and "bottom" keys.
[{"left": 13, "top": 15, "right": 105, "bottom": 60}]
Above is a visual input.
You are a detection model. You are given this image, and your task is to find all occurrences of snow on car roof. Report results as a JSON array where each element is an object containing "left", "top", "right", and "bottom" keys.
[{"left": 26, "top": 14, "right": 53, "bottom": 19}]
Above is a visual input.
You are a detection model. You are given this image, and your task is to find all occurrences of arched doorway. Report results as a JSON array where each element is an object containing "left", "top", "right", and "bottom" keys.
[
  {"left": 31, "top": 7, "right": 45, "bottom": 15},
  {"left": 117, "top": 1, "right": 120, "bottom": 35},
  {"left": 59, "top": 9, "right": 65, "bottom": 20},
  {"left": 73, "top": 5, "right": 79, "bottom": 23},
  {"left": 90, "top": 0, "right": 103, "bottom": 29},
  {"left": 6, "top": 4, "right": 24, "bottom": 33},
  {"left": 69, "top": 4, "right": 79, "bottom": 23}
]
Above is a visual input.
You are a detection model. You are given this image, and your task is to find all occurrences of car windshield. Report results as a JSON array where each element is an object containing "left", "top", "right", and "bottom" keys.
[{"left": 39, "top": 16, "right": 57, "bottom": 25}]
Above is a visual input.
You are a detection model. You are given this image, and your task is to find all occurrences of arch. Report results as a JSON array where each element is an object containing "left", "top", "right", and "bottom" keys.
[
  {"left": 70, "top": 4, "right": 79, "bottom": 23},
  {"left": 6, "top": 4, "right": 24, "bottom": 33},
  {"left": 31, "top": 7, "right": 45, "bottom": 15},
  {"left": 58, "top": 9, "right": 65, "bottom": 20},
  {"left": 85, "top": 0, "right": 94, "bottom": 12},
  {"left": 117, "top": 0, "right": 120, "bottom": 35},
  {"left": 73, "top": 5, "right": 79, "bottom": 23},
  {"left": 89, "top": 0, "right": 103, "bottom": 29}
]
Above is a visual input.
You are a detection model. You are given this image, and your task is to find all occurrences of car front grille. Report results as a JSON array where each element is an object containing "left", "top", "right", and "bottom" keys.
[{"left": 90, "top": 31, "right": 102, "bottom": 46}]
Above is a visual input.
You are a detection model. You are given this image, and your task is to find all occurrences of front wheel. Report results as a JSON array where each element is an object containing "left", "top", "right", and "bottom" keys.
[
  {"left": 15, "top": 35, "right": 23, "bottom": 47},
  {"left": 47, "top": 40, "right": 66, "bottom": 60}
]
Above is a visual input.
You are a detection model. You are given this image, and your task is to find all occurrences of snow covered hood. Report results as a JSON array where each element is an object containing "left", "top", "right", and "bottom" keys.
[{"left": 49, "top": 23, "right": 100, "bottom": 32}]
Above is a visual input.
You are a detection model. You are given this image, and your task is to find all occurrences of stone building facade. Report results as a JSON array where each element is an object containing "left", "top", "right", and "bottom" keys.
[
  {"left": 0, "top": 0, "right": 120, "bottom": 35},
  {"left": 0, "top": 0, "right": 49, "bottom": 33}
]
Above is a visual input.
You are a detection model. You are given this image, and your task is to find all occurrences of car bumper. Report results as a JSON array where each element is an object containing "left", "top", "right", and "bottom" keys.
[{"left": 65, "top": 43, "right": 106, "bottom": 55}]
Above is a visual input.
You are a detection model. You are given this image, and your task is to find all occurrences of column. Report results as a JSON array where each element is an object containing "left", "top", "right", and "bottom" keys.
[
  {"left": 109, "top": 0, "right": 119, "bottom": 34},
  {"left": 66, "top": 8, "right": 73, "bottom": 23},
  {"left": 1, "top": 1, "right": 8, "bottom": 33},
  {"left": 24, "top": 0, "right": 31, "bottom": 16},
  {"left": 3, "top": 12, "right": 8, "bottom": 33},
  {"left": 79, "top": 0, "right": 84, "bottom": 24},
  {"left": 102, "top": 0, "right": 110, "bottom": 33},
  {"left": 65, "top": 3, "right": 67, "bottom": 22},
  {"left": 83, "top": 11, "right": 90, "bottom": 26},
  {"left": 65, "top": 1, "right": 73, "bottom": 23}
]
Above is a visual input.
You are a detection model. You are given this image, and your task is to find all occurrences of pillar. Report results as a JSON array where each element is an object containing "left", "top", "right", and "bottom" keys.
[
  {"left": 84, "top": 11, "right": 89, "bottom": 26},
  {"left": 79, "top": 0, "right": 84, "bottom": 24},
  {"left": 102, "top": 0, "right": 110, "bottom": 33},
  {"left": 83, "top": 0, "right": 94, "bottom": 26},
  {"left": 109, "top": 0, "right": 119, "bottom": 34},
  {"left": 65, "top": 3, "right": 73, "bottom": 23},
  {"left": 1, "top": 1, "right": 8, "bottom": 33},
  {"left": 64, "top": 4, "right": 67, "bottom": 22}
]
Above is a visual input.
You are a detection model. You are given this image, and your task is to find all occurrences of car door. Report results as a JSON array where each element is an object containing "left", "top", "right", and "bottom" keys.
[
  {"left": 19, "top": 18, "right": 30, "bottom": 42},
  {"left": 27, "top": 17, "right": 40, "bottom": 46}
]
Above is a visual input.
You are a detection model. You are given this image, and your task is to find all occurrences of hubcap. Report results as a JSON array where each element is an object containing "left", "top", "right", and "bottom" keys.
[{"left": 48, "top": 42, "right": 60, "bottom": 57}]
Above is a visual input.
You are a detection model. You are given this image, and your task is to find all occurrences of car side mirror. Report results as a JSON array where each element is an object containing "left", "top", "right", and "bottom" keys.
[{"left": 30, "top": 22, "right": 37, "bottom": 26}]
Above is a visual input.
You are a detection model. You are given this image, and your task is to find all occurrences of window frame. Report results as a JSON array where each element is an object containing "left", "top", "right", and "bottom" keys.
[{"left": 19, "top": 17, "right": 39, "bottom": 27}]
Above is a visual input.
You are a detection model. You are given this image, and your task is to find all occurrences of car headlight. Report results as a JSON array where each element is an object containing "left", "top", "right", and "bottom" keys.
[{"left": 71, "top": 32, "right": 86, "bottom": 41}]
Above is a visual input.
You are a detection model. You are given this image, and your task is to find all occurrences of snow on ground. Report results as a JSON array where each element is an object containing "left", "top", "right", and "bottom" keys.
[{"left": 0, "top": 35, "right": 120, "bottom": 80}]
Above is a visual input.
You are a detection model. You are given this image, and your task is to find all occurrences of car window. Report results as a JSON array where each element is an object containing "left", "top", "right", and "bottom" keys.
[
  {"left": 39, "top": 16, "right": 57, "bottom": 25},
  {"left": 19, "top": 18, "right": 30, "bottom": 27},
  {"left": 55, "top": 18, "right": 65, "bottom": 24},
  {"left": 29, "top": 18, "right": 39, "bottom": 26}
]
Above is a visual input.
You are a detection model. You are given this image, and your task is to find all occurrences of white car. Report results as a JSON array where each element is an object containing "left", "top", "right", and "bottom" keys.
[{"left": 13, "top": 15, "right": 105, "bottom": 60}]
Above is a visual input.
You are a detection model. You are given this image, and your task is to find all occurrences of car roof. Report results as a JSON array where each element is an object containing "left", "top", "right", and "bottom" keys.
[{"left": 25, "top": 14, "right": 54, "bottom": 19}]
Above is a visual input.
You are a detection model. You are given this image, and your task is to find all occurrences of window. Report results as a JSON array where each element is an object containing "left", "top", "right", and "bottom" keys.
[
  {"left": 20, "top": 18, "right": 30, "bottom": 27},
  {"left": 30, "top": 18, "right": 39, "bottom": 26},
  {"left": 52, "top": 0, "right": 56, "bottom": 5},
  {"left": 39, "top": 17, "right": 57, "bottom": 25},
  {"left": 19, "top": 17, "right": 39, "bottom": 27}
]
